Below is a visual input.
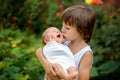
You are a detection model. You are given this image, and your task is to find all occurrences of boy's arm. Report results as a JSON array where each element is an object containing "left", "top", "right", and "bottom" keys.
[
  {"left": 78, "top": 51, "right": 92, "bottom": 80},
  {"left": 44, "top": 73, "right": 50, "bottom": 80},
  {"left": 53, "top": 64, "right": 78, "bottom": 80},
  {"left": 36, "top": 48, "right": 57, "bottom": 79},
  {"left": 44, "top": 74, "right": 48, "bottom": 80}
]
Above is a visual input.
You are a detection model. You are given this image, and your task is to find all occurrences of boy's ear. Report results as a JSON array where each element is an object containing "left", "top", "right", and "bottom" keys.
[{"left": 43, "top": 37, "right": 48, "bottom": 44}]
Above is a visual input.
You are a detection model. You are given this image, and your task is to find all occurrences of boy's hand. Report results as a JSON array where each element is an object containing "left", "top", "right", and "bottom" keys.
[
  {"left": 45, "top": 63, "right": 61, "bottom": 80},
  {"left": 53, "top": 63, "right": 78, "bottom": 80}
]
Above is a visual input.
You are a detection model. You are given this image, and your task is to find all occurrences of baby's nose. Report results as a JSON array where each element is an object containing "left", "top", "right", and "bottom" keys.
[{"left": 57, "top": 31, "right": 59, "bottom": 33}]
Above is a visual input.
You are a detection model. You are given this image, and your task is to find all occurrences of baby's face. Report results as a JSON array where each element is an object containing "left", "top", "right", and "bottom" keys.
[{"left": 47, "top": 27, "right": 63, "bottom": 43}]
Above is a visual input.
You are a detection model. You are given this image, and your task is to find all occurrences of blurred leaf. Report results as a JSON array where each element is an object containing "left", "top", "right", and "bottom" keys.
[
  {"left": 11, "top": 47, "right": 22, "bottom": 56},
  {"left": 3, "top": 57, "right": 13, "bottom": 66},
  {"left": 90, "top": 66, "right": 99, "bottom": 77},
  {"left": 93, "top": 55, "right": 103, "bottom": 64},
  {"left": 11, "top": 38, "right": 22, "bottom": 44},
  {"left": 0, "top": 61, "right": 6, "bottom": 69},
  {"left": 116, "top": 53, "right": 120, "bottom": 60},
  {"left": 0, "top": 42, "right": 10, "bottom": 49},
  {"left": 4, "top": 66, "right": 20, "bottom": 73},
  {"left": 98, "top": 61, "right": 120, "bottom": 74}
]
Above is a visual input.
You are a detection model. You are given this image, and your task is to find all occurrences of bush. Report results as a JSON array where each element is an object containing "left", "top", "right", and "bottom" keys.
[
  {"left": 0, "top": 0, "right": 73, "bottom": 34},
  {"left": 0, "top": 28, "right": 44, "bottom": 80},
  {"left": 90, "top": 6, "right": 120, "bottom": 80}
]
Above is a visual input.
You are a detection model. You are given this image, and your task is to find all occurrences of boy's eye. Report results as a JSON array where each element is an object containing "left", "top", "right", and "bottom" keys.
[{"left": 66, "top": 27, "right": 70, "bottom": 30}]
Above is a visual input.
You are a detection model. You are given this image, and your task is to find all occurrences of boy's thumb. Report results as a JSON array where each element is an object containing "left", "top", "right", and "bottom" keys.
[{"left": 67, "top": 71, "right": 78, "bottom": 80}]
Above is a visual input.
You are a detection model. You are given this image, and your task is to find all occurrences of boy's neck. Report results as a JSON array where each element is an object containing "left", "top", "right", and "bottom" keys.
[{"left": 68, "top": 39, "right": 87, "bottom": 55}]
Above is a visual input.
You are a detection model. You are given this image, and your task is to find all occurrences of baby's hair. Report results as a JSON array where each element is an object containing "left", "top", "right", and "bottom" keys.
[
  {"left": 42, "top": 28, "right": 47, "bottom": 44},
  {"left": 61, "top": 5, "right": 96, "bottom": 43},
  {"left": 42, "top": 27, "right": 58, "bottom": 44}
]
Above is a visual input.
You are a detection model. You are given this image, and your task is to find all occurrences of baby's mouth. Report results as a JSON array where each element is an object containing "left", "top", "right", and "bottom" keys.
[{"left": 57, "top": 34, "right": 61, "bottom": 38}]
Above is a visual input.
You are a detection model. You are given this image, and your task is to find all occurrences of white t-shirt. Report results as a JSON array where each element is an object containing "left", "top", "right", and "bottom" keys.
[
  {"left": 63, "top": 41, "right": 93, "bottom": 70},
  {"left": 74, "top": 46, "right": 93, "bottom": 70},
  {"left": 43, "top": 41, "right": 75, "bottom": 73}
]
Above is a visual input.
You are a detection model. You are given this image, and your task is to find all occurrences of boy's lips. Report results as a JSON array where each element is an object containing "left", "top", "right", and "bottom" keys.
[{"left": 62, "top": 35, "right": 65, "bottom": 38}]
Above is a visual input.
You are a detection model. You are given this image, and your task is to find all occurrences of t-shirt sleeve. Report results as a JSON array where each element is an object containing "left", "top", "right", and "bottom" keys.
[{"left": 63, "top": 41, "right": 70, "bottom": 46}]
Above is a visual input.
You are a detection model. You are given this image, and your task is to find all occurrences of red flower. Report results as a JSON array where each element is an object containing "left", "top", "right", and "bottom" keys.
[
  {"left": 109, "top": 13, "right": 114, "bottom": 18},
  {"left": 92, "top": 0, "right": 103, "bottom": 5},
  {"left": 57, "top": 0, "right": 62, "bottom": 3},
  {"left": 25, "top": 20, "right": 32, "bottom": 31},
  {"left": 9, "top": 17, "right": 16, "bottom": 24},
  {"left": 25, "top": 20, "right": 31, "bottom": 27},
  {"left": 58, "top": 5, "right": 64, "bottom": 11},
  {"left": 39, "top": 1, "right": 44, "bottom": 7},
  {"left": 56, "top": 12, "right": 61, "bottom": 17}
]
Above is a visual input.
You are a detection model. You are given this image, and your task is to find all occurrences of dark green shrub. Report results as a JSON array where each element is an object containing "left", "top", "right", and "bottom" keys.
[
  {"left": 0, "top": 28, "right": 44, "bottom": 80},
  {"left": 90, "top": 6, "right": 120, "bottom": 80}
]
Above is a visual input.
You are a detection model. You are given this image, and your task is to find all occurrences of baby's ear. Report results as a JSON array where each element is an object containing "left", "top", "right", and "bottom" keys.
[{"left": 43, "top": 37, "right": 48, "bottom": 44}]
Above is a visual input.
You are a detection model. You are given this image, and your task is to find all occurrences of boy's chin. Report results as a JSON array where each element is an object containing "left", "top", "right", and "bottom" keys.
[{"left": 64, "top": 38, "right": 69, "bottom": 41}]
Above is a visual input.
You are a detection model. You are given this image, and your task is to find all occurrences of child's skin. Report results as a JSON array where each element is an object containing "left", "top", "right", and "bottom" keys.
[
  {"left": 42, "top": 27, "right": 64, "bottom": 44},
  {"left": 36, "top": 5, "right": 96, "bottom": 80}
]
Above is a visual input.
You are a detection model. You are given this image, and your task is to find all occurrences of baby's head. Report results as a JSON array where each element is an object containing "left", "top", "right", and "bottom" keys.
[{"left": 42, "top": 27, "right": 64, "bottom": 44}]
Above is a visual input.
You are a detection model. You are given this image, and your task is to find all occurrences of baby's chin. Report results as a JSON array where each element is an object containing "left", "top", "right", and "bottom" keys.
[{"left": 57, "top": 39, "right": 64, "bottom": 43}]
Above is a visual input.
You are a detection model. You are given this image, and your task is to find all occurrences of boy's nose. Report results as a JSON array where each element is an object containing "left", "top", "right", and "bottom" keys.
[{"left": 61, "top": 28, "right": 64, "bottom": 33}]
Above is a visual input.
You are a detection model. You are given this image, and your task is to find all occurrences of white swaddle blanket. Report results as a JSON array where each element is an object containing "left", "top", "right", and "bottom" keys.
[{"left": 43, "top": 41, "right": 75, "bottom": 73}]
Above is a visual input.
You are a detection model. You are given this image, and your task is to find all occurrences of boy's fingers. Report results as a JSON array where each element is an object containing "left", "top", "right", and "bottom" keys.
[
  {"left": 53, "top": 63, "right": 62, "bottom": 71},
  {"left": 67, "top": 71, "right": 78, "bottom": 80},
  {"left": 51, "top": 68, "right": 57, "bottom": 76}
]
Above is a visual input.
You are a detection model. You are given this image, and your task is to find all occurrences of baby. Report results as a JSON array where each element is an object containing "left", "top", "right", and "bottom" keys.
[{"left": 42, "top": 27, "right": 78, "bottom": 80}]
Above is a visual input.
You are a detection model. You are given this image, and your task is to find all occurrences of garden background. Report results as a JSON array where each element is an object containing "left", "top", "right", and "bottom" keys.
[{"left": 0, "top": 0, "right": 120, "bottom": 80}]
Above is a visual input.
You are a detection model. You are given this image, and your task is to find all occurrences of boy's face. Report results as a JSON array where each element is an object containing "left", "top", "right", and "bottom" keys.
[
  {"left": 46, "top": 27, "right": 63, "bottom": 43},
  {"left": 61, "top": 22, "right": 81, "bottom": 41}
]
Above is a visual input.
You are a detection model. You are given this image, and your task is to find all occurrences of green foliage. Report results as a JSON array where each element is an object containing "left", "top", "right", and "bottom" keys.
[
  {"left": 90, "top": 6, "right": 120, "bottom": 80},
  {"left": 0, "top": 28, "right": 44, "bottom": 80},
  {"left": 0, "top": 0, "right": 120, "bottom": 80},
  {"left": 0, "top": 0, "right": 73, "bottom": 79},
  {"left": 0, "top": 0, "right": 73, "bottom": 34}
]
